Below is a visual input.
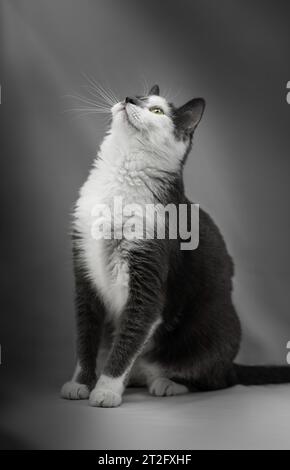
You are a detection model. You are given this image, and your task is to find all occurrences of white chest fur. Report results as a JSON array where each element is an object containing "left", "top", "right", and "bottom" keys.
[{"left": 73, "top": 132, "right": 158, "bottom": 320}]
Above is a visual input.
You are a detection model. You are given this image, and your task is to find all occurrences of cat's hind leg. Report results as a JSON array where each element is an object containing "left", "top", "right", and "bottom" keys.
[
  {"left": 149, "top": 377, "right": 189, "bottom": 397},
  {"left": 135, "top": 359, "right": 189, "bottom": 397}
]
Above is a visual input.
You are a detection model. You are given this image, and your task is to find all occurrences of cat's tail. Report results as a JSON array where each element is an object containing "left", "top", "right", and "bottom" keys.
[{"left": 233, "top": 363, "right": 290, "bottom": 385}]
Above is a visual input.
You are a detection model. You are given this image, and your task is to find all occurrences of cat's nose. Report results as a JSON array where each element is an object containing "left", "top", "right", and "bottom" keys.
[{"left": 125, "top": 97, "right": 137, "bottom": 105}]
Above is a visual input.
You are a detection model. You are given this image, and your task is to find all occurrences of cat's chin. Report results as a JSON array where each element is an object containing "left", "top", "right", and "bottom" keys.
[{"left": 112, "top": 107, "right": 139, "bottom": 133}]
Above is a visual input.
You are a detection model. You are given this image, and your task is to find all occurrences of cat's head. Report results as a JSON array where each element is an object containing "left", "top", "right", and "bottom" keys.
[{"left": 111, "top": 85, "right": 205, "bottom": 163}]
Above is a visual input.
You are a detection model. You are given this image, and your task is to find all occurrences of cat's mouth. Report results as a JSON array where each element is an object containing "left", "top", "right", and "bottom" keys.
[{"left": 124, "top": 105, "right": 139, "bottom": 131}]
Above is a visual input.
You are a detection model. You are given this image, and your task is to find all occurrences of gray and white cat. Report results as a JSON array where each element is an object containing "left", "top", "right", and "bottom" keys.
[{"left": 61, "top": 85, "right": 290, "bottom": 407}]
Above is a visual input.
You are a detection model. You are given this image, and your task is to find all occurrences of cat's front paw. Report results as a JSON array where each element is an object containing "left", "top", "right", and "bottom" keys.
[
  {"left": 89, "top": 387, "right": 122, "bottom": 408},
  {"left": 60, "top": 381, "right": 90, "bottom": 400},
  {"left": 149, "top": 377, "right": 188, "bottom": 397}
]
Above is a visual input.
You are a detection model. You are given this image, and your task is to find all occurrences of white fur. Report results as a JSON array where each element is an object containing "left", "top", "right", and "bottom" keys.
[
  {"left": 149, "top": 377, "right": 188, "bottom": 397},
  {"left": 74, "top": 96, "right": 187, "bottom": 321},
  {"left": 89, "top": 373, "right": 126, "bottom": 407},
  {"left": 129, "top": 359, "right": 189, "bottom": 396},
  {"left": 61, "top": 381, "right": 90, "bottom": 400},
  {"left": 60, "top": 362, "right": 90, "bottom": 400}
]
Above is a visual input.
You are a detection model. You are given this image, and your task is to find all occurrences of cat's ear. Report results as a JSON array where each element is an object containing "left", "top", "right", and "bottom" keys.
[
  {"left": 148, "top": 84, "right": 160, "bottom": 96},
  {"left": 175, "top": 98, "right": 205, "bottom": 134}
]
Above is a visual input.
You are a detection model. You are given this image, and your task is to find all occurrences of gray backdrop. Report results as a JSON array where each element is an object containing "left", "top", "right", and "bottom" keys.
[{"left": 1, "top": 0, "right": 290, "bottom": 431}]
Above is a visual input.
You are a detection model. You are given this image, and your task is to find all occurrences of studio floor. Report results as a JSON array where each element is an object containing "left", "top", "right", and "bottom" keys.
[{"left": 2, "top": 383, "right": 290, "bottom": 449}]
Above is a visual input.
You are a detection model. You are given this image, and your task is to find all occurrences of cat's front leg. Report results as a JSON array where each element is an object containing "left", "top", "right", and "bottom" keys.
[
  {"left": 89, "top": 244, "right": 166, "bottom": 407},
  {"left": 89, "top": 312, "right": 161, "bottom": 407},
  {"left": 61, "top": 262, "right": 106, "bottom": 400}
]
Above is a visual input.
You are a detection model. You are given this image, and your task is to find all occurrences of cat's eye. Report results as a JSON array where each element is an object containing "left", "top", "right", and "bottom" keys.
[{"left": 149, "top": 106, "right": 164, "bottom": 115}]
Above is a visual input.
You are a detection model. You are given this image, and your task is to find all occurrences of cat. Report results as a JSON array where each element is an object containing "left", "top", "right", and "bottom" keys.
[{"left": 61, "top": 84, "right": 290, "bottom": 407}]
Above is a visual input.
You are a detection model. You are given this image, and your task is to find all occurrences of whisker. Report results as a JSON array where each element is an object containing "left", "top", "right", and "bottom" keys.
[
  {"left": 94, "top": 79, "right": 119, "bottom": 103},
  {"left": 63, "top": 93, "right": 112, "bottom": 110},
  {"left": 82, "top": 83, "right": 113, "bottom": 106},
  {"left": 63, "top": 107, "right": 111, "bottom": 113},
  {"left": 81, "top": 85, "right": 111, "bottom": 104},
  {"left": 67, "top": 111, "right": 112, "bottom": 122},
  {"left": 139, "top": 74, "right": 149, "bottom": 96},
  {"left": 95, "top": 80, "right": 119, "bottom": 104},
  {"left": 83, "top": 73, "right": 118, "bottom": 106}
]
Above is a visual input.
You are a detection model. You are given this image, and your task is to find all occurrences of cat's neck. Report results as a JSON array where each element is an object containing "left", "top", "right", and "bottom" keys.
[{"left": 95, "top": 130, "right": 180, "bottom": 176}]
